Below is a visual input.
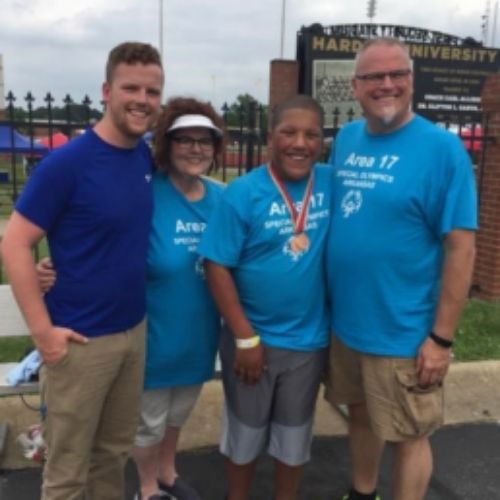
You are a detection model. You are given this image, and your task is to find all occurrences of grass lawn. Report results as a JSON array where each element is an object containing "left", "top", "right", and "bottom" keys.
[
  {"left": 0, "top": 161, "right": 28, "bottom": 217},
  {"left": 0, "top": 299, "right": 499, "bottom": 363},
  {"left": 0, "top": 336, "right": 34, "bottom": 363},
  {"left": 453, "top": 299, "right": 500, "bottom": 361}
]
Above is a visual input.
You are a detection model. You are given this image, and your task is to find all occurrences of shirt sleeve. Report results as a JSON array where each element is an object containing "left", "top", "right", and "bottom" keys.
[
  {"left": 430, "top": 135, "right": 478, "bottom": 237},
  {"left": 197, "top": 182, "right": 249, "bottom": 267},
  {"left": 15, "top": 152, "right": 77, "bottom": 232}
]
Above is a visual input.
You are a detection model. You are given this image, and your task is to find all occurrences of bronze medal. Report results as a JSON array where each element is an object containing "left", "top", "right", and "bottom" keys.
[
  {"left": 290, "top": 232, "right": 310, "bottom": 253},
  {"left": 268, "top": 164, "right": 314, "bottom": 255}
]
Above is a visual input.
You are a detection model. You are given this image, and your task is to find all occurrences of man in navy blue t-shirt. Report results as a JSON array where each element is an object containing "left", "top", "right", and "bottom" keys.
[{"left": 1, "top": 42, "right": 163, "bottom": 500}]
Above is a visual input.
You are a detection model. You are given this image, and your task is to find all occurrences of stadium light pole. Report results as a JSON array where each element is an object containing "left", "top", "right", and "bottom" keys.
[
  {"left": 492, "top": 1, "right": 499, "bottom": 46},
  {"left": 280, "top": 0, "right": 287, "bottom": 58},
  {"left": 367, "top": 0, "right": 377, "bottom": 23},
  {"left": 159, "top": 0, "right": 164, "bottom": 61}
]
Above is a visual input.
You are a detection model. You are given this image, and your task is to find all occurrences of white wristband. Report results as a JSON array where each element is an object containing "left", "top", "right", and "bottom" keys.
[{"left": 235, "top": 335, "right": 261, "bottom": 349}]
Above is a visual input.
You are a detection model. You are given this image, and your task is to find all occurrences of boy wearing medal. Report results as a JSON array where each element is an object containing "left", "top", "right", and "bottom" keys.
[{"left": 198, "top": 95, "right": 332, "bottom": 500}]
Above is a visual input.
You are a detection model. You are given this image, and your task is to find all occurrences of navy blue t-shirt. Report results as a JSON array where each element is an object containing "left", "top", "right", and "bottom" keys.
[{"left": 16, "top": 129, "right": 154, "bottom": 337}]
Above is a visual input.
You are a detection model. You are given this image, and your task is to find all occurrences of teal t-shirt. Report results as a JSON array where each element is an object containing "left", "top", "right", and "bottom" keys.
[
  {"left": 198, "top": 163, "right": 333, "bottom": 352},
  {"left": 144, "top": 173, "right": 223, "bottom": 389},
  {"left": 327, "top": 115, "right": 478, "bottom": 356}
]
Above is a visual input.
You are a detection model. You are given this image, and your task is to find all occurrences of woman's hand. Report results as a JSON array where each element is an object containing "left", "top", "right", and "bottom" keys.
[{"left": 36, "top": 257, "right": 56, "bottom": 293}]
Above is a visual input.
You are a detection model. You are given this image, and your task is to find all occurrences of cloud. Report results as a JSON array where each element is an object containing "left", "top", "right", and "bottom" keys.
[{"left": 0, "top": 0, "right": 494, "bottom": 112}]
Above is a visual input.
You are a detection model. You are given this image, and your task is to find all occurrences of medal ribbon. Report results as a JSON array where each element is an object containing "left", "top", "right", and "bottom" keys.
[{"left": 268, "top": 163, "right": 314, "bottom": 234}]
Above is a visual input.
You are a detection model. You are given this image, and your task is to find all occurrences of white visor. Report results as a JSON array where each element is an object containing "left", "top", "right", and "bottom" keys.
[{"left": 166, "top": 114, "right": 223, "bottom": 137}]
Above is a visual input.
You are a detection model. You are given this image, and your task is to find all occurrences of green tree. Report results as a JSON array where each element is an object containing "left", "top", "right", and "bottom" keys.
[
  {"left": 4, "top": 103, "right": 102, "bottom": 124},
  {"left": 223, "top": 94, "right": 267, "bottom": 131},
  {"left": 31, "top": 104, "right": 102, "bottom": 122}
]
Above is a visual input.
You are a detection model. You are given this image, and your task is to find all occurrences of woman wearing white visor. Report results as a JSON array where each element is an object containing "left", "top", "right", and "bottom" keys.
[{"left": 132, "top": 98, "right": 225, "bottom": 500}]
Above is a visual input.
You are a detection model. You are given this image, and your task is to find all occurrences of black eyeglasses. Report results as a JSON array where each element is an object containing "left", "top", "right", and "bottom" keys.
[
  {"left": 355, "top": 69, "right": 412, "bottom": 84},
  {"left": 171, "top": 136, "right": 215, "bottom": 150}
]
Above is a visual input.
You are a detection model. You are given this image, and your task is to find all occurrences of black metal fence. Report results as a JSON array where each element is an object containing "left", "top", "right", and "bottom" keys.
[
  {"left": 0, "top": 92, "right": 101, "bottom": 214},
  {"left": 0, "top": 90, "right": 490, "bottom": 216},
  {"left": 219, "top": 101, "right": 268, "bottom": 181},
  {"left": 0, "top": 93, "right": 270, "bottom": 215},
  {"left": 0, "top": 89, "right": 493, "bottom": 284}
]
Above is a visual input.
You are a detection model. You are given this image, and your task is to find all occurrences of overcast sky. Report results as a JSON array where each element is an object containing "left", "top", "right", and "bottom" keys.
[{"left": 1, "top": 0, "right": 498, "bottom": 112}]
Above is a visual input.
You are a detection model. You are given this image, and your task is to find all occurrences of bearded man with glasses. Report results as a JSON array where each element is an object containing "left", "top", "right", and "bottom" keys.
[{"left": 325, "top": 38, "right": 477, "bottom": 500}]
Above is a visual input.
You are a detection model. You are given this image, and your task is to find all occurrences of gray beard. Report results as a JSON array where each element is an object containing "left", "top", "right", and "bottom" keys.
[{"left": 380, "top": 104, "right": 398, "bottom": 126}]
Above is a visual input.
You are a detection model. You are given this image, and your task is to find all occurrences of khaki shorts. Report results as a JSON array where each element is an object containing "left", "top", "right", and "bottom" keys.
[
  {"left": 40, "top": 319, "right": 146, "bottom": 500},
  {"left": 324, "top": 336, "right": 444, "bottom": 442}
]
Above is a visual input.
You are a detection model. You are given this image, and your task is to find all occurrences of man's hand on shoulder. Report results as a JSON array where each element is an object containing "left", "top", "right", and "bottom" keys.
[
  {"left": 416, "top": 337, "right": 452, "bottom": 387},
  {"left": 234, "top": 344, "right": 265, "bottom": 385},
  {"left": 34, "top": 326, "right": 88, "bottom": 365}
]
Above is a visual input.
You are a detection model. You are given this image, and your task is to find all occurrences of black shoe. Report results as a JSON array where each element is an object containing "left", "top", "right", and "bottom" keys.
[{"left": 158, "top": 478, "right": 202, "bottom": 500}]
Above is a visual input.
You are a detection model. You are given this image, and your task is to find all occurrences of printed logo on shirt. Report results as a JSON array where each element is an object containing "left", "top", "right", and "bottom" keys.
[
  {"left": 268, "top": 193, "right": 325, "bottom": 217},
  {"left": 264, "top": 193, "right": 329, "bottom": 236},
  {"left": 174, "top": 219, "right": 207, "bottom": 252},
  {"left": 195, "top": 256, "right": 206, "bottom": 279},
  {"left": 145, "top": 174, "right": 152, "bottom": 183},
  {"left": 341, "top": 190, "right": 362, "bottom": 218},
  {"left": 336, "top": 152, "right": 398, "bottom": 190},
  {"left": 258, "top": 189, "right": 330, "bottom": 261},
  {"left": 345, "top": 153, "right": 400, "bottom": 170},
  {"left": 282, "top": 235, "right": 310, "bottom": 262}
]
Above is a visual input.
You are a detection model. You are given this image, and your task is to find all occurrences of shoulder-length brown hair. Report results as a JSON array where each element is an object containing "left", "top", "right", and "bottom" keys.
[{"left": 153, "top": 96, "right": 225, "bottom": 174}]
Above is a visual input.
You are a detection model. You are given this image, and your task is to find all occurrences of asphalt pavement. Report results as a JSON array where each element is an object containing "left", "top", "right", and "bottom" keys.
[{"left": 1, "top": 421, "right": 500, "bottom": 500}]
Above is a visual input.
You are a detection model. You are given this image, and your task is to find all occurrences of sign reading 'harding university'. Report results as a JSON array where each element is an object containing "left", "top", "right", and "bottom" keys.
[{"left": 297, "top": 24, "right": 500, "bottom": 128}]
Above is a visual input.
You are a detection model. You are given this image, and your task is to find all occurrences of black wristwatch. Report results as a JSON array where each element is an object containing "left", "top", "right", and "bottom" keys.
[{"left": 429, "top": 331, "right": 453, "bottom": 349}]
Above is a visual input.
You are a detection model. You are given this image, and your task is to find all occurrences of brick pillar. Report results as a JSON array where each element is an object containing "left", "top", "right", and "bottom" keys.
[
  {"left": 474, "top": 74, "right": 500, "bottom": 300},
  {"left": 268, "top": 59, "right": 299, "bottom": 120}
]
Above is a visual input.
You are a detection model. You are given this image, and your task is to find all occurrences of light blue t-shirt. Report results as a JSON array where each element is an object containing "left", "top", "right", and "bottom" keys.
[
  {"left": 145, "top": 173, "right": 223, "bottom": 389},
  {"left": 327, "top": 115, "right": 478, "bottom": 357},
  {"left": 198, "top": 163, "right": 333, "bottom": 352}
]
